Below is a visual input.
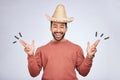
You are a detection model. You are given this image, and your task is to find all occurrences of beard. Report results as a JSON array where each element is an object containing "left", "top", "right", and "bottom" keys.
[{"left": 52, "top": 32, "right": 65, "bottom": 41}]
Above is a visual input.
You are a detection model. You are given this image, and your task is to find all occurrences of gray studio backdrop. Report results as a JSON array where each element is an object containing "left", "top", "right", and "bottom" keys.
[{"left": 0, "top": 0, "right": 120, "bottom": 80}]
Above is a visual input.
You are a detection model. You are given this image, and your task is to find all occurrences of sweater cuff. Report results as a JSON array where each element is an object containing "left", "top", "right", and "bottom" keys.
[
  {"left": 27, "top": 55, "right": 35, "bottom": 60},
  {"left": 84, "top": 57, "right": 93, "bottom": 66}
]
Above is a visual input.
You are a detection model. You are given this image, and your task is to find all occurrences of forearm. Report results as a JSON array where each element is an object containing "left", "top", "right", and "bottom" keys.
[
  {"left": 28, "top": 55, "right": 42, "bottom": 77},
  {"left": 77, "top": 57, "right": 93, "bottom": 76}
]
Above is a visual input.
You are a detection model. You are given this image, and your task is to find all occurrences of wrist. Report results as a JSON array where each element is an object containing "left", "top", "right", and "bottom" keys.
[
  {"left": 28, "top": 52, "right": 34, "bottom": 56},
  {"left": 87, "top": 54, "right": 95, "bottom": 59}
]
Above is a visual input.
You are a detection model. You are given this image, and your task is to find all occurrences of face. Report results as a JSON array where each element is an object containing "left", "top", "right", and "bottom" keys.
[{"left": 50, "top": 22, "right": 67, "bottom": 41}]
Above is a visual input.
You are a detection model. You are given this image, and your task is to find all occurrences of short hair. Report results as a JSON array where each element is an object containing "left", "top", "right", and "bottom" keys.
[{"left": 50, "top": 21, "right": 67, "bottom": 28}]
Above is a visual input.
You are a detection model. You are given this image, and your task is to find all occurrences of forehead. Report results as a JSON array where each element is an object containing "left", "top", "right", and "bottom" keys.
[{"left": 52, "top": 22, "right": 65, "bottom": 25}]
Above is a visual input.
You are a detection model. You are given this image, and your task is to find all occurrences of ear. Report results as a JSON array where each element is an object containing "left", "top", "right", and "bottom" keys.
[{"left": 65, "top": 26, "right": 68, "bottom": 32}]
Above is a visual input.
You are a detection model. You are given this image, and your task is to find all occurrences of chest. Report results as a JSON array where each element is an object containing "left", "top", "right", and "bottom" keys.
[{"left": 41, "top": 45, "right": 78, "bottom": 68}]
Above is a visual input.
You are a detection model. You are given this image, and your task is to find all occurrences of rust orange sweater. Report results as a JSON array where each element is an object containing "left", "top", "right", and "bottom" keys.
[{"left": 28, "top": 40, "right": 93, "bottom": 80}]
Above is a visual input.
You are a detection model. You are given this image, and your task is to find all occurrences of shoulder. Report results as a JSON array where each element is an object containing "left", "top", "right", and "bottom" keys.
[
  {"left": 67, "top": 40, "right": 81, "bottom": 47},
  {"left": 36, "top": 41, "right": 51, "bottom": 50},
  {"left": 67, "top": 40, "right": 83, "bottom": 50}
]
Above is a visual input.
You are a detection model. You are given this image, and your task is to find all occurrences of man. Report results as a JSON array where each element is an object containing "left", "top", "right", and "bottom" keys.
[{"left": 19, "top": 4, "right": 100, "bottom": 80}]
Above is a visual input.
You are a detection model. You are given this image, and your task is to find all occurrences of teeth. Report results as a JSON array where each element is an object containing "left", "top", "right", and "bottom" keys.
[
  {"left": 56, "top": 33, "right": 61, "bottom": 35},
  {"left": 55, "top": 32, "right": 62, "bottom": 37}
]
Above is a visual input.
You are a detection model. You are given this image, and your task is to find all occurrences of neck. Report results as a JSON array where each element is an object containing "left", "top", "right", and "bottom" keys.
[{"left": 52, "top": 38, "right": 67, "bottom": 42}]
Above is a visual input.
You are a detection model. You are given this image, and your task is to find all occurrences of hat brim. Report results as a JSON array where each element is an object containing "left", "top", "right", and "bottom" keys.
[{"left": 45, "top": 14, "right": 74, "bottom": 23}]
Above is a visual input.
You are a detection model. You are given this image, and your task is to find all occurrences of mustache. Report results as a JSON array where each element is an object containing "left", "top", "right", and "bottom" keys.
[
  {"left": 53, "top": 32, "right": 64, "bottom": 34},
  {"left": 52, "top": 32, "right": 65, "bottom": 41}
]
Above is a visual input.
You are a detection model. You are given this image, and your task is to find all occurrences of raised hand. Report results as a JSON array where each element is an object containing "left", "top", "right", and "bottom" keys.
[
  {"left": 19, "top": 39, "right": 35, "bottom": 55},
  {"left": 86, "top": 39, "right": 100, "bottom": 58}
]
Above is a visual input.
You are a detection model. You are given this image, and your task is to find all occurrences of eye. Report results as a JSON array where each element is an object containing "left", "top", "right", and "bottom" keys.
[
  {"left": 60, "top": 26, "right": 64, "bottom": 28},
  {"left": 53, "top": 26, "right": 57, "bottom": 28},
  {"left": 60, "top": 25, "right": 65, "bottom": 28},
  {"left": 52, "top": 24, "right": 57, "bottom": 28}
]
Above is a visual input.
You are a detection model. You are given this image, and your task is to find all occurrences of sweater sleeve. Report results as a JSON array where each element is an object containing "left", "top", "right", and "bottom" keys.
[
  {"left": 76, "top": 47, "right": 93, "bottom": 77},
  {"left": 27, "top": 47, "right": 42, "bottom": 77}
]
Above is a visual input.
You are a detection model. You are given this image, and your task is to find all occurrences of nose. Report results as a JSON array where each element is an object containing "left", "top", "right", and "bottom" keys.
[{"left": 56, "top": 27, "right": 61, "bottom": 32}]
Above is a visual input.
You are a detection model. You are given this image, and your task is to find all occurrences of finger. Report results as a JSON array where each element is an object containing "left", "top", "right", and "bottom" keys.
[
  {"left": 93, "top": 39, "right": 100, "bottom": 48},
  {"left": 87, "top": 41, "right": 90, "bottom": 50},
  {"left": 32, "top": 40, "right": 35, "bottom": 46},
  {"left": 92, "top": 48, "right": 96, "bottom": 51},
  {"left": 25, "top": 47, "right": 30, "bottom": 51},
  {"left": 19, "top": 39, "right": 27, "bottom": 47},
  {"left": 24, "top": 48, "right": 30, "bottom": 52},
  {"left": 87, "top": 41, "right": 90, "bottom": 47}
]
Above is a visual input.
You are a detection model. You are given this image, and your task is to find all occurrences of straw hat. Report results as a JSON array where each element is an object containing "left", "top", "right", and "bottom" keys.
[{"left": 46, "top": 4, "right": 74, "bottom": 23}]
